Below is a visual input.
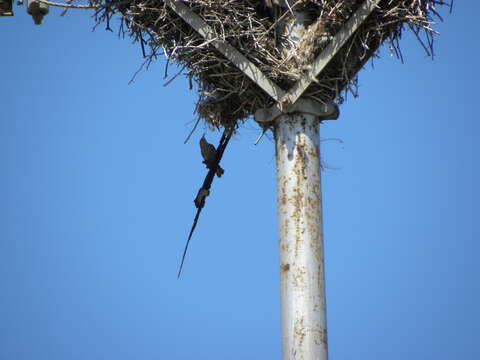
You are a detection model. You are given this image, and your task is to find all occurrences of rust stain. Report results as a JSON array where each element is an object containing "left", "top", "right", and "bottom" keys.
[
  {"left": 313, "top": 328, "right": 328, "bottom": 350},
  {"left": 321, "top": 328, "right": 328, "bottom": 348},
  {"left": 275, "top": 116, "right": 328, "bottom": 358},
  {"left": 292, "top": 266, "right": 307, "bottom": 289},
  {"left": 291, "top": 137, "right": 308, "bottom": 258},
  {"left": 294, "top": 317, "right": 306, "bottom": 350},
  {"left": 300, "top": 115, "right": 307, "bottom": 128}
]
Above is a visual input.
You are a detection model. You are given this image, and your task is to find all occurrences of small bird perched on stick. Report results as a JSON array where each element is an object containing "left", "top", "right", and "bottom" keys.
[{"left": 200, "top": 134, "right": 224, "bottom": 177}]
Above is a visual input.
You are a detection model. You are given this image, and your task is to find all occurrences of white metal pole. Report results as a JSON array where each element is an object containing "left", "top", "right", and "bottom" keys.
[{"left": 275, "top": 112, "right": 327, "bottom": 360}]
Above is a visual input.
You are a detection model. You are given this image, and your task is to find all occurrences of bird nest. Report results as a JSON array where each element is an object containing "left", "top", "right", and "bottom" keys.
[{"left": 88, "top": 0, "right": 451, "bottom": 129}]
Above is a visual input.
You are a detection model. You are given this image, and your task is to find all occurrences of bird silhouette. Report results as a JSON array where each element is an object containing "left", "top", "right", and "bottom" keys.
[{"left": 200, "top": 134, "right": 224, "bottom": 177}]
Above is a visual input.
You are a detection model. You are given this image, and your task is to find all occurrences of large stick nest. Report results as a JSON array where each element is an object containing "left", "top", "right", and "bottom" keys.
[{"left": 91, "top": 0, "right": 451, "bottom": 129}]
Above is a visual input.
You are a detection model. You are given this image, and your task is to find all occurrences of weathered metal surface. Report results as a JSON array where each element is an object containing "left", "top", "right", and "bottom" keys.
[
  {"left": 255, "top": 99, "right": 339, "bottom": 125},
  {"left": 275, "top": 112, "right": 327, "bottom": 360}
]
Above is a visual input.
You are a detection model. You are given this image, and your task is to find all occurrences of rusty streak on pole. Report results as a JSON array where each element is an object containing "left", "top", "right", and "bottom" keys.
[
  {"left": 275, "top": 6, "right": 331, "bottom": 359},
  {"left": 253, "top": 4, "right": 339, "bottom": 359},
  {"left": 255, "top": 99, "right": 337, "bottom": 360},
  {"left": 276, "top": 111, "right": 327, "bottom": 360}
]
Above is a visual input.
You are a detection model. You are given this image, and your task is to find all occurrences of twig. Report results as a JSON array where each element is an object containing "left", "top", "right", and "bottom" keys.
[
  {"left": 183, "top": 117, "right": 201, "bottom": 144},
  {"left": 163, "top": 65, "right": 186, "bottom": 87},
  {"left": 38, "top": 0, "right": 100, "bottom": 8}
]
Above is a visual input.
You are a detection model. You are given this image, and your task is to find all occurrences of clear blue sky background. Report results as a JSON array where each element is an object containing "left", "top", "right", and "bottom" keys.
[{"left": 1, "top": 2, "right": 478, "bottom": 360}]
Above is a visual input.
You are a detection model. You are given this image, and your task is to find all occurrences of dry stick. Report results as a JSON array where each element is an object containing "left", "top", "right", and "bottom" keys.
[
  {"left": 128, "top": 58, "right": 149, "bottom": 85},
  {"left": 177, "top": 127, "right": 233, "bottom": 278},
  {"left": 60, "top": 0, "right": 73, "bottom": 16},
  {"left": 163, "top": 65, "right": 186, "bottom": 86},
  {"left": 37, "top": 0, "right": 100, "bottom": 8},
  {"left": 183, "top": 117, "right": 202, "bottom": 144},
  {"left": 256, "top": 0, "right": 302, "bottom": 45}
]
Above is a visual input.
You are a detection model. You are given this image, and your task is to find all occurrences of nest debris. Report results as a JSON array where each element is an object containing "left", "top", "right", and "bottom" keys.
[{"left": 87, "top": 0, "right": 451, "bottom": 129}]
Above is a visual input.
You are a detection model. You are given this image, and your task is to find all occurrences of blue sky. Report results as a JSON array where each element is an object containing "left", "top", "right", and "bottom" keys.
[{"left": 1, "top": 2, "right": 478, "bottom": 360}]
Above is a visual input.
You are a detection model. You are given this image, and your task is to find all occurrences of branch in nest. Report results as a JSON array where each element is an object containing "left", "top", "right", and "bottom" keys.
[{"left": 38, "top": 0, "right": 101, "bottom": 9}]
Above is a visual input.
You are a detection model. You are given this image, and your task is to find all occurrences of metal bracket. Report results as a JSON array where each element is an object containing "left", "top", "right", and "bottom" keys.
[{"left": 254, "top": 99, "right": 339, "bottom": 125}]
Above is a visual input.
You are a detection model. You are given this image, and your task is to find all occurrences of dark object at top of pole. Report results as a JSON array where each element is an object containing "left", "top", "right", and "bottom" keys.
[
  {"left": 27, "top": 0, "right": 48, "bottom": 24},
  {"left": 0, "top": 0, "right": 13, "bottom": 16}
]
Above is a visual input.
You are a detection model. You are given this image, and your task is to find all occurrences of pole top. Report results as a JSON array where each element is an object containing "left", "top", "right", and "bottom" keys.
[{"left": 254, "top": 99, "right": 339, "bottom": 125}]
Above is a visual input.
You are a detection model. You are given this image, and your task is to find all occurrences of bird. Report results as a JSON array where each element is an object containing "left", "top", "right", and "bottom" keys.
[
  {"left": 178, "top": 129, "right": 233, "bottom": 278},
  {"left": 200, "top": 134, "right": 224, "bottom": 177}
]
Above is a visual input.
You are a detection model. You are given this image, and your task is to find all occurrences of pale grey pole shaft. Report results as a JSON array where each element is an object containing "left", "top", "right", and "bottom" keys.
[{"left": 275, "top": 113, "right": 327, "bottom": 360}]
